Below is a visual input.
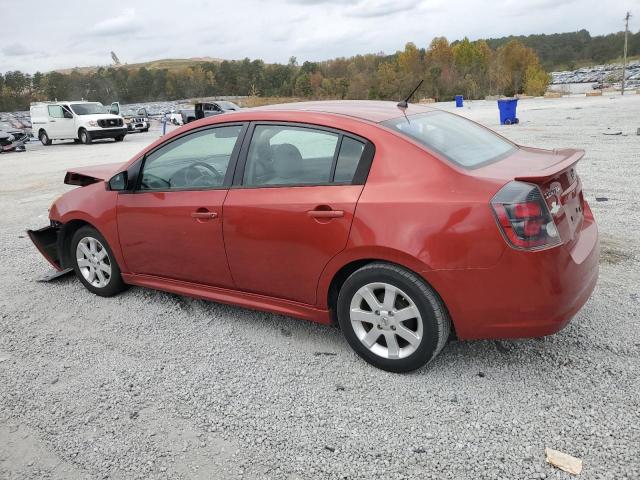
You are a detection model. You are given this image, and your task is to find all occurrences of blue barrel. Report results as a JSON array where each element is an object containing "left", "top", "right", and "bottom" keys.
[
  {"left": 455, "top": 95, "right": 464, "bottom": 108},
  {"left": 497, "top": 98, "right": 519, "bottom": 125}
]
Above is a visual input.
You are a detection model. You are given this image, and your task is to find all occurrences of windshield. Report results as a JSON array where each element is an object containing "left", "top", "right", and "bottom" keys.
[
  {"left": 217, "top": 101, "right": 239, "bottom": 110},
  {"left": 383, "top": 111, "right": 516, "bottom": 168},
  {"left": 70, "top": 103, "right": 108, "bottom": 115}
]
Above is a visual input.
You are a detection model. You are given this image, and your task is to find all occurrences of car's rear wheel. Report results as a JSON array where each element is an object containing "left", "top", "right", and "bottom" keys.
[
  {"left": 71, "top": 226, "right": 126, "bottom": 297},
  {"left": 39, "top": 130, "right": 52, "bottom": 146},
  {"left": 114, "top": 135, "right": 124, "bottom": 142},
  {"left": 79, "top": 128, "right": 92, "bottom": 145},
  {"left": 337, "top": 262, "right": 450, "bottom": 372}
]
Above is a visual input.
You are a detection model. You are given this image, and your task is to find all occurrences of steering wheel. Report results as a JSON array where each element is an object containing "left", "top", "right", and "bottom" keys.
[
  {"left": 141, "top": 173, "right": 171, "bottom": 189},
  {"left": 171, "top": 162, "right": 223, "bottom": 188}
]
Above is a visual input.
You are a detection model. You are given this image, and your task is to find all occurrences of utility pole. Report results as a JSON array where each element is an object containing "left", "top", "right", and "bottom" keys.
[{"left": 621, "top": 11, "right": 631, "bottom": 95}]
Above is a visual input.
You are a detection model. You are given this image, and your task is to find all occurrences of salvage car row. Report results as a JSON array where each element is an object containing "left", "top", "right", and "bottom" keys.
[{"left": 0, "top": 99, "right": 242, "bottom": 151}]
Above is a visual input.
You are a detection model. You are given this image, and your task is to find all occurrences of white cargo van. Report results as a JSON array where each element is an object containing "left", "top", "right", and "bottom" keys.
[{"left": 30, "top": 101, "right": 127, "bottom": 145}]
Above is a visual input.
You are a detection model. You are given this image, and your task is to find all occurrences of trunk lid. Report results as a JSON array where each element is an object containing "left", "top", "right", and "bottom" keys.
[{"left": 479, "top": 147, "right": 586, "bottom": 247}]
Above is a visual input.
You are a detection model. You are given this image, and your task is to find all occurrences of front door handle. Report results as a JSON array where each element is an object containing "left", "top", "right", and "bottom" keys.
[
  {"left": 307, "top": 209, "right": 344, "bottom": 219},
  {"left": 191, "top": 211, "right": 218, "bottom": 219}
]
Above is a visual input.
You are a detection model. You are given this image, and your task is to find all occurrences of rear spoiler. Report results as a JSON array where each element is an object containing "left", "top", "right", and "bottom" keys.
[{"left": 515, "top": 149, "right": 584, "bottom": 184}]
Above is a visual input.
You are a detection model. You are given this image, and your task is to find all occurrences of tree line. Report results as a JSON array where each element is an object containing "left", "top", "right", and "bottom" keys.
[
  {"left": 1, "top": 27, "right": 634, "bottom": 111},
  {"left": 484, "top": 29, "right": 640, "bottom": 71}
]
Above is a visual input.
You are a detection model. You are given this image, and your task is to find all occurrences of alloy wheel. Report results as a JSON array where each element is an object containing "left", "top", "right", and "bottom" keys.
[
  {"left": 349, "top": 282, "right": 423, "bottom": 359},
  {"left": 76, "top": 236, "right": 111, "bottom": 288}
]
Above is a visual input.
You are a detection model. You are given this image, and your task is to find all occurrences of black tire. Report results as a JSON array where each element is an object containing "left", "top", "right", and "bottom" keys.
[
  {"left": 70, "top": 226, "right": 127, "bottom": 297},
  {"left": 142, "top": 127, "right": 149, "bottom": 132},
  {"left": 79, "top": 128, "right": 92, "bottom": 144},
  {"left": 73, "top": 139, "right": 81, "bottom": 144},
  {"left": 39, "top": 130, "right": 52, "bottom": 146},
  {"left": 114, "top": 135, "right": 124, "bottom": 142},
  {"left": 337, "top": 262, "right": 451, "bottom": 373}
]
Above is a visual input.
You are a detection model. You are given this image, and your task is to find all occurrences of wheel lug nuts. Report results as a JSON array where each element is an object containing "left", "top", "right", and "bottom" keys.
[
  {"left": 391, "top": 325, "right": 396, "bottom": 331},
  {"left": 374, "top": 310, "right": 380, "bottom": 315}
]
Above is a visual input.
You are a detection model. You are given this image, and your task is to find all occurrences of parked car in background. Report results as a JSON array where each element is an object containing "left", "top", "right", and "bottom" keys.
[
  {"left": 31, "top": 101, "right": 127, "bottom": 145},
  {"left": 110, "top": 103, "right": 150, "bottom": 132},
  {"left": 0, "top": 120, "right": 28, "bottom": 152},
  {"left": 180, "top": 101, "right": 240, "bottom": 124},
  {"left": 167, "top": 109, "right": 183, "bottom": 125},
  {"left": 123, "top": 107, "right": 150, "bottom": 133},
  {"left": 0, "top": 114, "right": 32, "bottom": 136},
  {"left": 27, "top": 100, "right": 599, "bottom": 372}
]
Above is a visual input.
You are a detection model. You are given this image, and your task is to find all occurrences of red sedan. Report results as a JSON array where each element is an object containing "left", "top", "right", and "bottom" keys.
[{"left": 28, "top": 101, "right": 599, "bottom": 372}]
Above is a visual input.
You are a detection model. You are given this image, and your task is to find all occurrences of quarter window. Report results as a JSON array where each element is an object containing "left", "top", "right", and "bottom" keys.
[
  {"left": 139, "top": 125, "right": 243, "bottom": 190},
  {"left": 243, "top": 125, "right": 341, "bottom": 187},
  {"left": 334, "top": 137, "right": 365, "bottom": 183}
]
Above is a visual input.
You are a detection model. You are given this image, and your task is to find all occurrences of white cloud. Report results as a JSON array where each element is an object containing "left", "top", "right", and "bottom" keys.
[
  {"left": 344, "top": 0, "right": 420, "bottom": 18},
  {"left": 90, "top": 8, "right": 141, "bottom": 36}
]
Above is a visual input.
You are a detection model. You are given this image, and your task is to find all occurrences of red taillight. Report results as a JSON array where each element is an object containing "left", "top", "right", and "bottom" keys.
[
  {"left": 512, "top": 202, "right": 541, "bottom": 218},
  {"left": 491, "top": 181, "right": 560, "bottom": 250}
]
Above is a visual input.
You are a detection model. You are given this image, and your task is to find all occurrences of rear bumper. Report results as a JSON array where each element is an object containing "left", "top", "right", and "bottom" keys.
[
  {"left": 425, "top": 207, "right": 599, "bottom": 340},
  {"left": 88, "top": 127, "right": 127, "bottom": 139},
  {"left": 27, "top": 225, "right": 63, "bottom": 271}
]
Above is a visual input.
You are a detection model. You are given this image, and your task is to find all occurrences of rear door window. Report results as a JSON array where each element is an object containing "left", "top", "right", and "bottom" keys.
[
  {"left": 243, "top": 125, "right": 339, "bottom": 187},
  {"left": 242, "top": 125, "right": 370, "bottom": 187}
]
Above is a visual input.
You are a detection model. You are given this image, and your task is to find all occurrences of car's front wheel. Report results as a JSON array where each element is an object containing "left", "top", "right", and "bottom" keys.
[
  {"left": 337, "top": 262, "right": 451, "bottom": 372},
  {"left": 71, "top": 226, "right": 127, "bottom": 297},
  {"left": 39, "top": 130, "right": 52, "bottom": 146},
  {"left": 114, "top": 135, "right": 124, "bottom": 142},
  {"left": 79, "top": 128, "right": 92, "bottom": 144}
]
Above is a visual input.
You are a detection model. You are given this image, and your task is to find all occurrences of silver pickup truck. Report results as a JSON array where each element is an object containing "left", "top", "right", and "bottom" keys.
[{"left": 179, "top": 101, "right": 241, "bottom": 124}]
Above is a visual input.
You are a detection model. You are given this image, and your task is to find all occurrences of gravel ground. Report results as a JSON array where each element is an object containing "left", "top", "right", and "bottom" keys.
[{"left": 1, "top": 95, "right": 639, "bottom": 479}]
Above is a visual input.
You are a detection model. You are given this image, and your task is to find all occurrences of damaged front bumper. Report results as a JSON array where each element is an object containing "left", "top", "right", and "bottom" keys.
[
  {"left": 0, "top": 132, "right": 28, "bottom": 152},
  {"left": 27, "top": 223, "right": 64, "bottom": 271}
]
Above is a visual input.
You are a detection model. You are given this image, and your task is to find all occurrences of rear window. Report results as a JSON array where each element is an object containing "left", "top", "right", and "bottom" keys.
[{"left": 383, "top": 111, "right": 516, "bottom": 168}]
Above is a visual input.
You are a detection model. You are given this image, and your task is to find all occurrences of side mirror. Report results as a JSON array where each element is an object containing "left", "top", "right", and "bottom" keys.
[{"left": 108, "top": 171, "right": 128, "bottom": 191}]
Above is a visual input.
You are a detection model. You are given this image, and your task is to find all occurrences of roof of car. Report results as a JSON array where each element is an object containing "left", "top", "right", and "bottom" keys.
[{"left": 251, "top": 100, "right": 436, "bottom": 123}]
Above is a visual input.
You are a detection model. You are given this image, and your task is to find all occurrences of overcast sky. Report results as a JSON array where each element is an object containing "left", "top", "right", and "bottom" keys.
[{"left": 1, "top": 0, "right": 636, "bottom": 74}]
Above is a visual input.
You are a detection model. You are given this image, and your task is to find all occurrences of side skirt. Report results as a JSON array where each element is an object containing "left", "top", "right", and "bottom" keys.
[{"left": 121, "top": 273, "right": 332, "bottom": 325}]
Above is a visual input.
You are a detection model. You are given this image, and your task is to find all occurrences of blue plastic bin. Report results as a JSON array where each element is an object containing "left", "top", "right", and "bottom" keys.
[
  {"left": 497, "top": 98, "right": 519, "bottom": 125},
  {"left": 455, "top": 95, "right": 464, "bottom": 108}
]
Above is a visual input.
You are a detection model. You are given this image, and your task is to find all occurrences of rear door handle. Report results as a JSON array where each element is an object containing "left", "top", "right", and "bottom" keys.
[
  {"left": 191, "top": 211, "right": 218, "bottom": 219},
  {"left": 307, "top": 209, "right": 344, "bottom": 218}
]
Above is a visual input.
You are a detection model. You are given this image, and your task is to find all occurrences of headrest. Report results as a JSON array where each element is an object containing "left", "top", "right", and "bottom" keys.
[{"left": 271, "top": 143, "right": 303, "bottom": 179}]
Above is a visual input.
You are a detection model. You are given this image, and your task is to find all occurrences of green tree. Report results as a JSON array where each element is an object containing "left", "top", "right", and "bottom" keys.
[{"left": 294, "top": 73, "right": 312, "bottom": 97}]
